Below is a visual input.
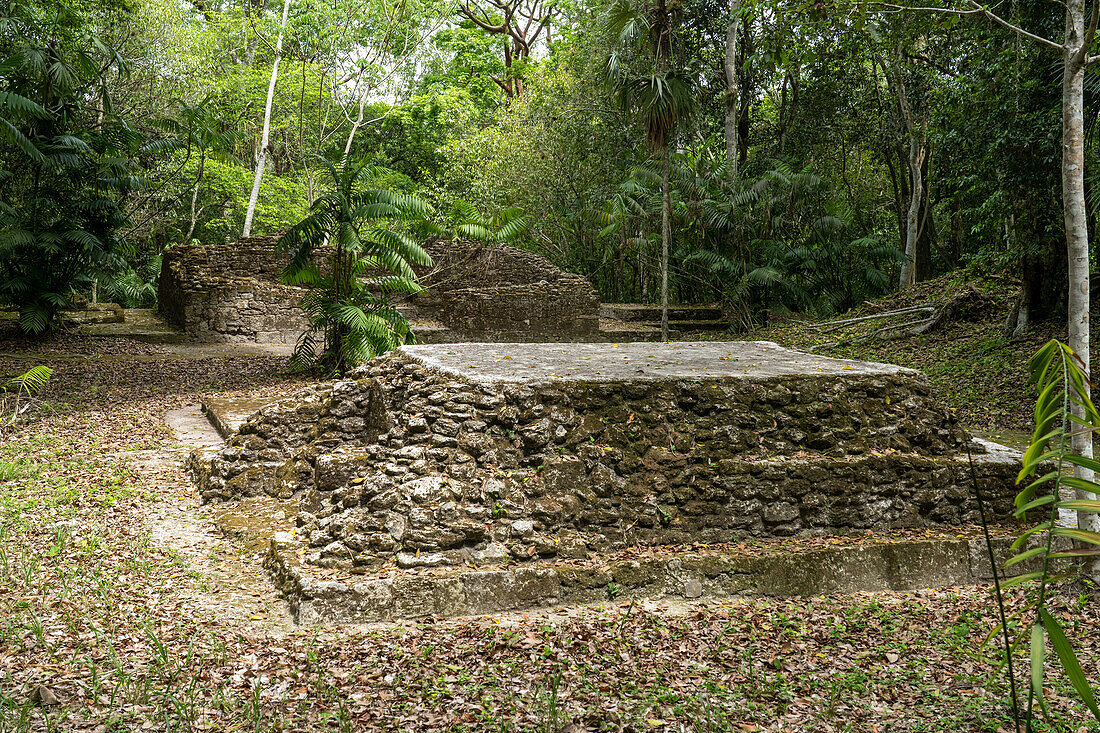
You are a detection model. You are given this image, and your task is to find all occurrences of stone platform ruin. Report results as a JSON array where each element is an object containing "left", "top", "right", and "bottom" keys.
[
  {"left": 159, "top": 236, "right": 659, "bottom": 344},
  {"left": 191, "top": 341, "right": 1022, "bottom": 623}
]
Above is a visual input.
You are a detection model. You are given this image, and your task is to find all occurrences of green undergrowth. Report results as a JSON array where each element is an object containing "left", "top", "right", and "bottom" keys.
[{"left": 0, "top": 439, "right": 147, "bottom": 530}]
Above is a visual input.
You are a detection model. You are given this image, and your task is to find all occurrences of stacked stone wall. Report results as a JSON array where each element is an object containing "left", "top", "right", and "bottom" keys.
[
  {"left": 438, "top": 282, "right": 597, "bottom": 339},
  {"left": 194, "top": 348, "right": 1019, "bottom": 574},
  {"left": 413, "top": 240, "right": 599, "bottom": 339},
  {"left": 160, "top": 235, "right": 599, "bottom": 343},
  {"left": 159, "top": 235, "right": 310, "bottom": 343}
]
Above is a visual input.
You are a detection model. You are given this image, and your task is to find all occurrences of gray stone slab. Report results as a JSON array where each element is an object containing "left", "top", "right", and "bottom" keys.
[
  {"left": 202, "top": 396, "right": 280, "bottom": 438},
  {"left": 399, "top": 340, "right": 913, "bottom": 384},
  {"left": 264, "top": 531, "right": 1024, "bottom": 624},
  {"left": 166, "top": 404, "right": 224, "bottom": 448}
]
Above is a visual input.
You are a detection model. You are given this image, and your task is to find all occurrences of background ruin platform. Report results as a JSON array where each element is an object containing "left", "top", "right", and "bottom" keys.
[
  {"left": 159, "top": 237, "right": 667, "bottom": 344},
  {"left": 192, "top": 341, "right": 1023, "bottom": 623}
]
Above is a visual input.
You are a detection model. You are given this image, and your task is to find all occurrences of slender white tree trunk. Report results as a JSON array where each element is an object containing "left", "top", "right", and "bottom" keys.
[
  {"left": 1062, "top": 0, "right": 1099, "bottom": 550},
  {"left": 243, "top": 0, "right": 291, "bottom": 238},
  {"left": 900, "top": 136, "right": 926, "bottom": 288},
  {"left": 185, "top": 154, "right": 205, "bottom": 243},
  {"left": 342, "top": 83, "right": 373, "bottom": 163},
  {"left": 889, "top": 54, "right": 925, "bottom": 289},
  {"left": 724, "top": 2, "right": 740, "bottom": 183},
  {"left": 661, "top": 145, "right": 671, "bottom": 342}
]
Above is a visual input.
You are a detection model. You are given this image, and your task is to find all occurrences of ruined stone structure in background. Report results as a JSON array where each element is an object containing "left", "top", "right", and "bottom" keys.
[
  {"left": 158, "top": 234, "right": 308, "bottom": 344},
  {"left": 191, "top": 341, "right": 1022, "bottom": 623},
  {"left": 408, "top": 239, "right": 599, "bottom": 341},
  {"left": 158, "top": 236, "right": 601, "bottom": 344}
]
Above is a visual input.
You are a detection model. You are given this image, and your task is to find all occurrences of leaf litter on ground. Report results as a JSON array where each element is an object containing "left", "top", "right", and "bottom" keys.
[{"left": 0, "top": 333, "right": 1097, "bottom": 732}]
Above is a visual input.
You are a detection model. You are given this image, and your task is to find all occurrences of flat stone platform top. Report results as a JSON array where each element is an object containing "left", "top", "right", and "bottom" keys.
[{"left": 399, "top": 340, "right": 912, "bottom": 384}]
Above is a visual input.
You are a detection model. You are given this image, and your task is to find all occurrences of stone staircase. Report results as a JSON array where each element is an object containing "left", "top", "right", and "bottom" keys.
[{"left": 599, "top": 303, "right": 728, "bottom": 334}]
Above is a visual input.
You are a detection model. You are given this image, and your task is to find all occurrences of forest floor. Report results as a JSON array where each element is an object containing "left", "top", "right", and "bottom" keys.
[
  {"left": 743, "top": 272, "right": 1055, "bottom": 436},
  {"left": 1, "top": 314, "right": 1099, "bottom": 731}
]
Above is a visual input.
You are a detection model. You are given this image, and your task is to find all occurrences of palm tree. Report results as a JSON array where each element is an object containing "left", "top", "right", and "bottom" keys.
[
  {"left": 605, "top": 0, "right": 695, "bottom": 341},
  {"left": 437, "top": 199, "right": 531, "bottom": 245},
  {"left": 279, "top": 157, "right": 432, "bottom": 375}
]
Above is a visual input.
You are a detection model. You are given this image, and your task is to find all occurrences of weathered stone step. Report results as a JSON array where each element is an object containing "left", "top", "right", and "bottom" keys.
[
  {"left": 201, "top": 396, "right": 279, "bottom": 439},
  {"left": 408, "top": 321, "right": 674, "bottom": 344},
  {"left": 661, "top": 319, "right": 729, "bottom": 332},
  {"left": 79, "top": 308, "right": 187, "bottom": 343},
  {"left": 600, "top": 303, "right": 724, "bottom": 322},
  {"left": 263, "top": 529, "right": 1023, "bottom": 624},
  {"left": 61, "top": 303, "right": 125, "bottom": 325}
]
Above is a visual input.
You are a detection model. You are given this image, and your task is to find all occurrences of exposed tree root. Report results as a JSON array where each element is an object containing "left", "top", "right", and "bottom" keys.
[{"left": 810, "top": 284, "right": 993, "bottom": 351}]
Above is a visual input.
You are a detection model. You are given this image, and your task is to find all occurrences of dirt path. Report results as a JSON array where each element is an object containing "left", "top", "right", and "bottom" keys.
[{"left": 134, "top": 405, "right": 296, "bottom": 633}]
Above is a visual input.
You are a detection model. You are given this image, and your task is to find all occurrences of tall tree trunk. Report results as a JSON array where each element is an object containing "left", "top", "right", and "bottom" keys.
[
  {"left": 1063, "top": 0, "right": 1098, "bottom": 545},
  {"left": 242, "top": 0, "right": 291, "bottom": 238},
  {"left": 342, "top": 79, "right": 374, "bottom": 163},
  {"left": 736, "top": 18, "right": 753, "bottom": 170},
  {"left": 724, "top": 1, "right": 740, "bottom": 183},
  {"left": 899, "top": 134, "right": 926, "bottom": 288},
  {"left": 889, "top": 56, "right": 925, "bottom": 289},
  {"left": 1005, "top": 246, "right": 1033, "bottom": 338},
  {"left": 883, "top": 143, "right": 907, "bottom": 253},
  {"left": 915, "top": 152, "right": 934, "bottom": 281},
  {"left": 185, "top": 154, "right": 205, "bottom": 243},
  {"left": 661, "top": 145, "right": 671, "bottom": 342}
]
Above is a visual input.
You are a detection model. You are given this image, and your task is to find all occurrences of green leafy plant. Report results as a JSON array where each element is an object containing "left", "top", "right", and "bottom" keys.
[
  {"left": 0, "top": 3, "right": 143, "bottom": 332},
  {"left": 435, "top": 198, "right": 530, "bottom": 245},
  {"left": 100, "top": 255, "right": 159, "bottom": 308},
  {"left": 0, "top": 365, "right": 51, "bottom": 429},
  {"left": 1002, "top": 339, "right": 1100, "bottom": 725},
  {"left": 279, "top": 157, "right": 432, "bottom": 375}
]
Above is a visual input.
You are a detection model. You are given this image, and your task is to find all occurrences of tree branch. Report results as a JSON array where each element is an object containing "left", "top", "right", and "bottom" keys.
[
  {"left": 873, "top": 1, "right": 1063, "bottom": 51},
  {"left": 966, "top": 0, "right": 1064, "bottom": 50},
  {"left": 1078, "top": 0, "right": 1099, "bottom": 64},
  {"left": 458, "top": 2, "right": 508, "bottom": 33}
]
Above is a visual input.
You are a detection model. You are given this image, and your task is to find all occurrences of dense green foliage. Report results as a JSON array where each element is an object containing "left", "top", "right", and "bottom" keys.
[
  {"left": 279, "top": 158, "right": 430, "bottom": 374},
  {"left": 0, "top": 0, "right": 1087, "bottom": 330},
  {"left": 0, "top": 1, "right": 143, "bottom": 331}
]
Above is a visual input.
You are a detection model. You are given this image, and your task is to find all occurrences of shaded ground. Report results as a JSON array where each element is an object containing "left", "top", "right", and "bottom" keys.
[
  {"left": 0, "top": 331, "right": 1098, "bottom": 731},
  {"left": 743, "top": 275, "right": 1059, "bottom": 433}
]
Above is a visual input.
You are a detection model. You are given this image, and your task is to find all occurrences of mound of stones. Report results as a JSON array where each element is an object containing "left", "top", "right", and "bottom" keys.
[{"left": 193, "top": 342, "right": 1020, "bottom": 619}]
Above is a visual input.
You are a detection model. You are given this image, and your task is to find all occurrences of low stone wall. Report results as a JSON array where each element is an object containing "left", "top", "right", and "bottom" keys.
[
  {"left": 178, "top": 282, "right": 309, "bottom": 344},
  {"left": 406, "top": 239, "right": 599, "bottom": 340},
  {"left": 160, "top": 235, "right": 600, "bottom": 343},
  {"left": 266, "top": 534, "right": 1022, "bottom": 624},
  {"left": 193, "top": 342, "right": 1020, "bottom": 576},
  {"left": 159, "top": 235, "right": 310, "bottom": 344},
  {"left": 438, "top": 282, "right": 598, "bottom": 340}
]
